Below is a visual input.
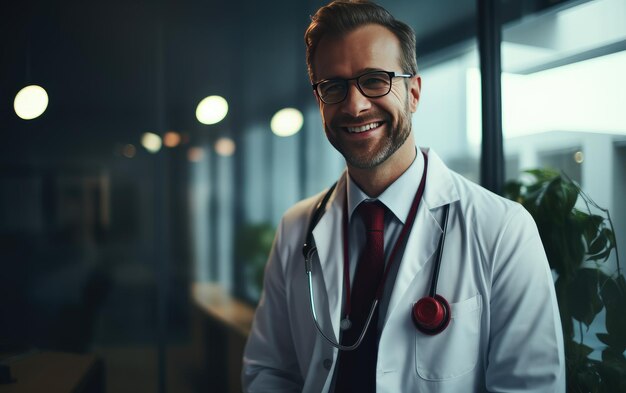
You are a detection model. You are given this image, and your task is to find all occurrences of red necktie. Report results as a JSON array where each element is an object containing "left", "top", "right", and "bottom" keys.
[{"left": 335, "top": 201, "right": 385, "bottom": 393}]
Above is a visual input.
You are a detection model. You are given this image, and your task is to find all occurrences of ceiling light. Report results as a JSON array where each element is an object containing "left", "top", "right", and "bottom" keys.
[
  {"left": 188, "top": 147, "right": 205, "bottom": 162},
  {"left": 214, "top": 137, "right": 236, "bottom": 157},
  {"left": 271, "top": 107, "right": 303, "bottom": 137},
  {"left": 122, "top": 144, "right": 136, "bottom": 158},
  {"left": 163, "top": 131, "right": 181, "bottom": 148},
  {"left": 141, "top": 132, "right": 162, "bottom": 153},
  {"left": 196, "top": 95, "right": 229, "bottom": 125},
  {"left": 14, "top": 85, "right": 49, "bottom": 120},
  {"left": 574, "top": 151, "right": 584, "bottom": 164}
]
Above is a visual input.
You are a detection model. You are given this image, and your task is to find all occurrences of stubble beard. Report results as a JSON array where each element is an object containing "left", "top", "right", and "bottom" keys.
[{"left": 325, "top": 101, "right": 413, "bottom": 170}]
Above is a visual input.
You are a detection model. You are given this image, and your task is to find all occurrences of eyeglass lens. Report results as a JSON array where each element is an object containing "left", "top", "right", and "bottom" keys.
[{"left": 318, "top": 72, "right": 391, "bottom": 104}]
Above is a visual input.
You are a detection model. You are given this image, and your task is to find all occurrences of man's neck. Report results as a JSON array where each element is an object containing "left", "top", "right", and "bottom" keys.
[{"left": 347, "top": 135, "right": 417, "bottom": 198}]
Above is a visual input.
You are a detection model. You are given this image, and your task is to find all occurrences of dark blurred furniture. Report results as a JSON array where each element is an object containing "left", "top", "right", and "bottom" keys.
[
  {"left": 0, "top": 352, "right": 104, "bottom": 393},
  {"left": 192, "top": 283, "right": 254, "bottom": 393}
]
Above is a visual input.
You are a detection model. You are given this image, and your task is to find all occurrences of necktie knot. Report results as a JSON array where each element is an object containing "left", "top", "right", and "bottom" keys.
[{"left": 358, "top": 201, "right": 386, "bottom": 232}]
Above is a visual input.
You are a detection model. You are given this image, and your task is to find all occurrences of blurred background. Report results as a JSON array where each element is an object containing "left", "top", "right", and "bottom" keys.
[{"left": 0, "top": 0, "right": 624, "bottom": 392}]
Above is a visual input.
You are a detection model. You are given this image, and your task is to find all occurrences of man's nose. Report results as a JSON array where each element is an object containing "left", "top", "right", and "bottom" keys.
[{"left": 340, "top": 82, "right": 371, "bottom": 116}]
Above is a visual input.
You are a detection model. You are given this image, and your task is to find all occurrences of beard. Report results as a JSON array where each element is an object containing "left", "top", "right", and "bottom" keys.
[{"left": 325, "top": 100, "right": 413, "bottom": 169}]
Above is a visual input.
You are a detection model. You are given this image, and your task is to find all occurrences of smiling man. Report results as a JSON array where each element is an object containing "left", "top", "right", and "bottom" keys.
[
  {"left": 315, "top": 22, "right": 418, "bottom": 196},
  {"left": 242, "top": 1, "right": 565, "bottom": 392}
]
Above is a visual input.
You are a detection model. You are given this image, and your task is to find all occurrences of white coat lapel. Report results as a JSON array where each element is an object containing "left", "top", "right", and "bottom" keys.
[
  {"left": 384, "top": 202, "right": 441, "bottom": 323},
  {"left": 311, "top": 173, "right": 347, "bottom": 340},
  {"left": 384, "top": 149, "right": 460, "bottom": 324}
]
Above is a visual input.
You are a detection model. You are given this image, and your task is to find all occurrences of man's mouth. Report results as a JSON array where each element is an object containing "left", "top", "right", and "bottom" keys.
[{"left": 345, "top": 122, "right": 381, "bottom": 133}]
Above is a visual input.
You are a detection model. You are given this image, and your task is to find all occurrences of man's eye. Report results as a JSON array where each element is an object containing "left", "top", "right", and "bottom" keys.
[
  {"left": 361, "top": 77, "right": 388, "bottom": 88},
  {"left": 321, "top": 82, "right": 345, "bottom": 95}
]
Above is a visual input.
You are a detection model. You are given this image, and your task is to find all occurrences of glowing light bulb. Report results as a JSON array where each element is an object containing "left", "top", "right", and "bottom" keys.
[
  {"left": 14, "top": 85, "right": 49, "bottom": 120},
  {"left": 141, "top": 132, "right": 162, "bottom": 153},
  {"left": 164, "top": 131, "right": 181, "bottom": 147},
  {"left": 574, "top": 151, "right": 584, "bottom": 164},
  {"left": 196, "top": 95, "right": 229, "bottom": 125},
  {"left": 214, "top": 137, "right": 236, "bottom": 157},
  {"left": 188, "top": 147, "right": 205, "bottom": 162},
  {"left": 271, "top": 108, "right": 303, "bottom": 137},
  {"left": 122, "top": 144, "right": 136, "bottom": 158}
]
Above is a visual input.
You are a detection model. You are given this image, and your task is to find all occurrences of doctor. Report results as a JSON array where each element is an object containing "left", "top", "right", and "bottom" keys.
[{"left": 242, "top": 1, "right": 565, "bottom": 392}]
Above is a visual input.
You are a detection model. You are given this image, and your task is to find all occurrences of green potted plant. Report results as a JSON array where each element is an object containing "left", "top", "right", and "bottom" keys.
[
  {"left": 504, "top": 168, "right": 626, "bottom": 392},
  {"left": 236, "top": 222, "right": 276, "bottom": 301}
]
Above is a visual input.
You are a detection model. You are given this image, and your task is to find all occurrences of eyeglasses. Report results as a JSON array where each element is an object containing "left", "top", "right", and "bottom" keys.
[{"left": 312, "top": 70, "right": 413, "bottom": 104}]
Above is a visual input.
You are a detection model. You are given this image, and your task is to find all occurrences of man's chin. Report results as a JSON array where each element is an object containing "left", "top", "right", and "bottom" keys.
[{"left": 343, "top": 149, "right": 390, "bottom": 170}]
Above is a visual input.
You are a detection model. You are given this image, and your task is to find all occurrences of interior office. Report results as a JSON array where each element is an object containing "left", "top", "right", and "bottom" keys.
[{"left": 1, "top": 0, "right": 624, "bottom": 392}]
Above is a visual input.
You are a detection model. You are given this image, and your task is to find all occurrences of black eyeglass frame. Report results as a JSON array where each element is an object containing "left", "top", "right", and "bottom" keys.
[{"left": 312, "top": 70, "right": 414, "bottom": 104}]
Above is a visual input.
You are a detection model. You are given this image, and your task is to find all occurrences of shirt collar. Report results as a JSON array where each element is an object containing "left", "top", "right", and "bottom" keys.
[{"left": 347, "top": 148, "right": 425, "bottom": 224}]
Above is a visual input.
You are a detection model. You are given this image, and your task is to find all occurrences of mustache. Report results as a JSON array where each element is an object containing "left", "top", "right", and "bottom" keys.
[{"left": 329, "top": 112, "right": 390, "bottom": 128}]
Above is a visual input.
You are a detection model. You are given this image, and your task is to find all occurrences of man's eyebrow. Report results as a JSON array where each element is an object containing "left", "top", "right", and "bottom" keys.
[{"left": 319, "top": 68, "right": 386, "bottom": 81}]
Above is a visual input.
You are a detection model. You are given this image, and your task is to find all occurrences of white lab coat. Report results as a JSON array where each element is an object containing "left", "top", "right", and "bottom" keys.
[{"left": 242, "top": 148, "right": 565, "bottom": 393}]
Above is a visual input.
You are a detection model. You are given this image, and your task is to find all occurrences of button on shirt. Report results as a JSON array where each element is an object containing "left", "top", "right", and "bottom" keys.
[{"left": 345, "top": 149, "right": 425, "bottom": 326}]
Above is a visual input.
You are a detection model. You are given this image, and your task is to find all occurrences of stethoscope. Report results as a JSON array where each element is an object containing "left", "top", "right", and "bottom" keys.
[{"left": 302, "top": 154, "right": 452, "bottom": 351}]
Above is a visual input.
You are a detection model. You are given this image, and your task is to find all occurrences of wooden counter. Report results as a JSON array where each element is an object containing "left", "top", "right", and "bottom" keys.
[
  {"left": 0, "top": 351, "right": 103, "bottom": 393},
  {"left": 191, "top": 283, "right": 255, "bottom": 338},
  {"left": 191, "top": 283, "right": 255, "bottom": 393}
]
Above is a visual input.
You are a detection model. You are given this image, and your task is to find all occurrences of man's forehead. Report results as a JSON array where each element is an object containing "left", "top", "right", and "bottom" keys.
[
  {"left": 313, "top": 24, "right": 402, "bottom": 80},
  {"left": 315, "top": 23, "right": 399, "bottom": 49}
]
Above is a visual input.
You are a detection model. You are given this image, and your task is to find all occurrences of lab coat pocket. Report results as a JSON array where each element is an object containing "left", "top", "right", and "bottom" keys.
[{"left": 415, "top": 294, "right": 482, "bottom": 381}]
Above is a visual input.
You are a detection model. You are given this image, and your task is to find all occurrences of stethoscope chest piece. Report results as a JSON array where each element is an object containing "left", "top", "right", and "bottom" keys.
[
  {"left": 412, "top": 295, "right": 451, "bottom": 335},
  {"left": 340, "top": 318, "right": 352, "bottom": 331}
]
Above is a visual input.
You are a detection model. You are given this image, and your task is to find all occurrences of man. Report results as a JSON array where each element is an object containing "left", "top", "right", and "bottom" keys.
[{"left": 242, "top": 1, "right": 565, "bottom": 392}]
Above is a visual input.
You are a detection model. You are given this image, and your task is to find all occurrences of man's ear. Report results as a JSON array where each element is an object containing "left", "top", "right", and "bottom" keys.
[{"left": 409, "top": 75, "right": 421, "bottom": 113}]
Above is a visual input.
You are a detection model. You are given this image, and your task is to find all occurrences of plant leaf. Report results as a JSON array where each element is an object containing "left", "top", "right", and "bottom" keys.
[
  {"left": 564, "top": 341, "right": 601, "bottom": 393},
  {"left": 566, "top": 339, "right": 595, "bottom": 362},
  {"left": 597, "top": 350, "right": 626, "bottom": 393},
  {"left": 581, "top": 213, "right": 606, "bottom": 244},
  {"left": 586, "top": 248, "right": 612, "bottom": 263},
  {"left": 599, "top": 275, "right": 626, "bottom": 352},
  {"left": 588, "top": 235, "right": 608, "bottom": 256},
  {"left": 569, "top": 269, "right": 603, "bottom": 327},
  {"left": 503, "top": 181, "right": 522, "bottom": 202}
]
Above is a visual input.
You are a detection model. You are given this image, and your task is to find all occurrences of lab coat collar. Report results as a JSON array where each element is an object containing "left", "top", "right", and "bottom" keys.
[
  {"left": 420, "top": 147, "right": 460, "bottom": 211},
  {"left": 311, "top": 173, "right": 347, "bottom": 340},
  {"left": 384, "top": 147, "right": 461, "bottom": 324}
]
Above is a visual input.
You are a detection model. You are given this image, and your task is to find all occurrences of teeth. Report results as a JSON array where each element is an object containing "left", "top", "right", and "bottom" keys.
[{"left": 346, "top": 122, "right": 380, "bottom": 133}]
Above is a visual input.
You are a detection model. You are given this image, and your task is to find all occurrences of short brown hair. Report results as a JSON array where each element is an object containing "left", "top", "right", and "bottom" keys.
[{"left": 304, "top": 0, "right": 418, "bottom": 82}]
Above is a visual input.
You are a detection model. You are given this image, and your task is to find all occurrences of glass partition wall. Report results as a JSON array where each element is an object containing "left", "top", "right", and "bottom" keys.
[{"left": 500, "top": 0, "right": 626, "bottom": 364}]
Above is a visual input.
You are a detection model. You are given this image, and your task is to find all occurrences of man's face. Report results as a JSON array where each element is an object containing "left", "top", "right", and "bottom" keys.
[{"left": 313, "top": 24, "right": 421, "bottom": 170}]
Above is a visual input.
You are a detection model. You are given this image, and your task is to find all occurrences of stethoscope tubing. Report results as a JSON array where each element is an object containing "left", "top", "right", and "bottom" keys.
[
  {"left": 306, "top": 253, "right": 378, "bottom": 351},
  {"left": 428, "top": 203, "right": 450, "bottom": 297},
  {"left": 303, "top": 182, "right": 380, "bottom": 351}
]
